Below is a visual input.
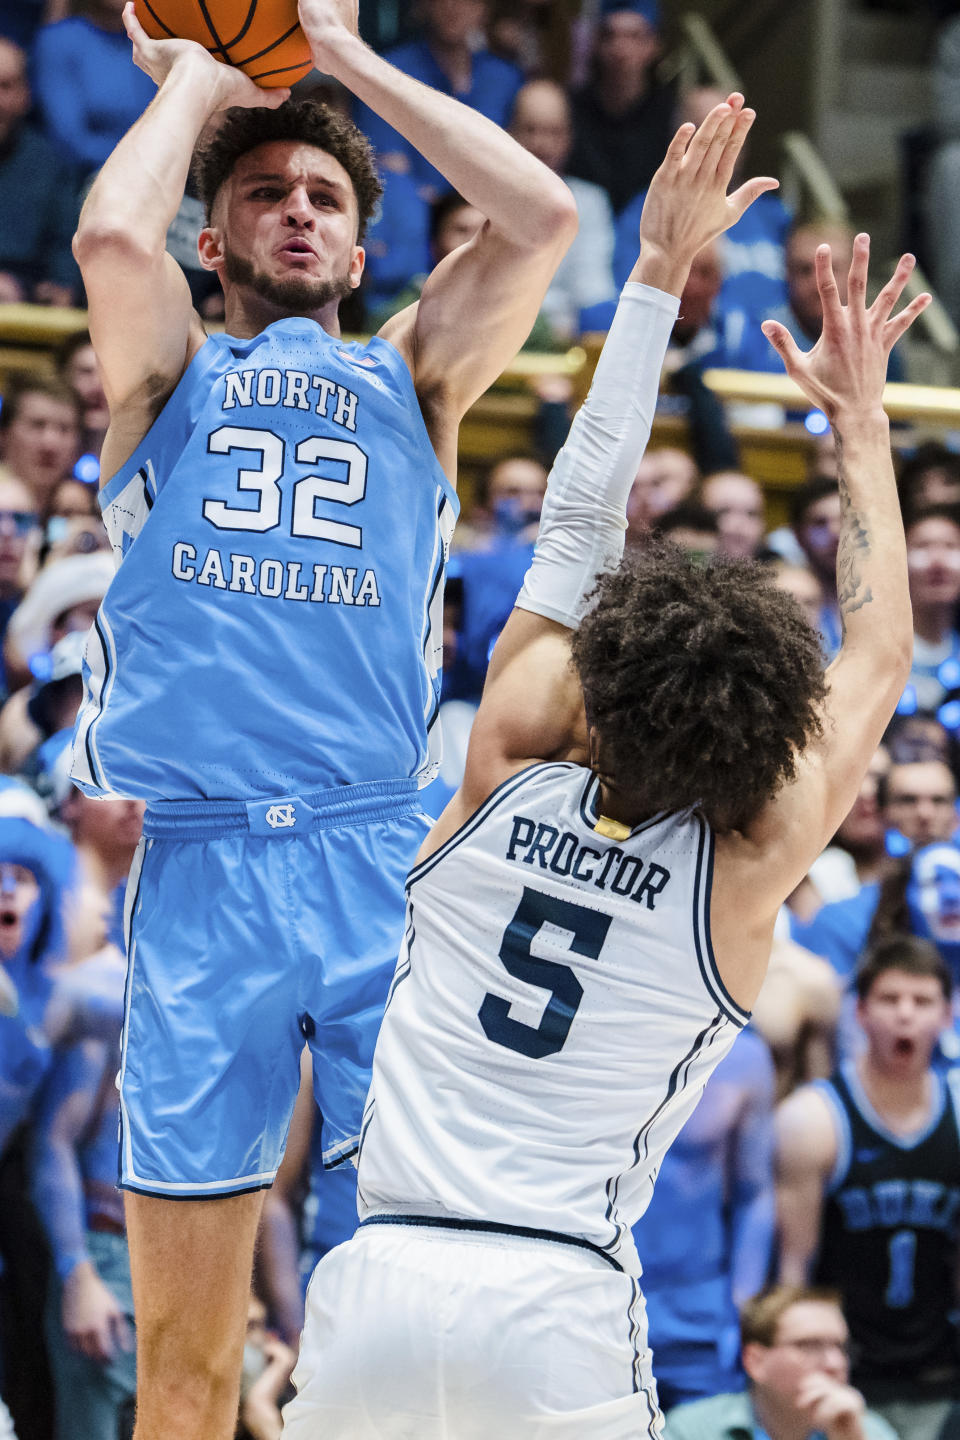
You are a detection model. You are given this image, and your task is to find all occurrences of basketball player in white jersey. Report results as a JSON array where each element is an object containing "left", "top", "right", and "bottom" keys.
[{"left": 284, "top": 105, "right": 929, "bottom": 1438}]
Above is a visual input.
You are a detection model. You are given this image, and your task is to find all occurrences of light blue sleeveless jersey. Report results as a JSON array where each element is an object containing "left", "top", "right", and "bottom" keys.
[{"left": 72, "top": 320, "right": 457, "bottom": 801}]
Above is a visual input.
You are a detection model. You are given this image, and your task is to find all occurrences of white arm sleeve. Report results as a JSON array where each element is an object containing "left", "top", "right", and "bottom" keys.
[{"left": 516, "top": 281, "right": 680, "bottom": 630}]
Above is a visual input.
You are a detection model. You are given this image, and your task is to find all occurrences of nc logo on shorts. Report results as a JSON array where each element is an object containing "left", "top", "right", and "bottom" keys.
[
  {"left": 265, "top": 803, "right": 297, "bottom": 830},
  {"left": 246, "top": 796, "right": 314, "bottom": 836}
]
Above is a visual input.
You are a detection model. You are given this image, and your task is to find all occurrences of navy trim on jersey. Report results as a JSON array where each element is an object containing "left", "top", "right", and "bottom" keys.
[
  {"left": 359, "top": 1212, "right": 625, "bottom": 1271},
  {"left": 407, "top": 762, "right": 576, "bottom": 887},
  {"left": 692, "top": 820, "right": 750, "bottom": 1028},
  {"left": 814, "top": 1077, "right": 854, "bottom": 1193},
  {"left": 843, "top": 1059, "right": 946, "bottom": 1151},
  {"left": 627, "top": 1278, "right": 642, "bottom": 1392},
  {"left": 324, "top": 1144, "right": 358, "bottom": 1170},
  {"left": 602, "top": 1013, "right": 727, "bottom": 1253}
]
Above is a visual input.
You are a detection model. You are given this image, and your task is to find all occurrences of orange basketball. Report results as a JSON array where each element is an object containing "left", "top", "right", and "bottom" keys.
[{"left": 133, "top": 0, "right": 313, "bottom": 87}]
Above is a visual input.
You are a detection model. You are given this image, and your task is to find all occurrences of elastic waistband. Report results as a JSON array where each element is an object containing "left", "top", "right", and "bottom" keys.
[
  {"left": 358, "top": 1213, "right": 624, "bottom": 1273},
  {"left": 143, "top": 777, "right": 421, "bottom": 839}
]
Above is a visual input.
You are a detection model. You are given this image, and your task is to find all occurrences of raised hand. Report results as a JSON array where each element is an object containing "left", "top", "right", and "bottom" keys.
[
  {"left": 297, "top": 0, "right": 360, "bottom": 70},
  {"left": 762, "top": 234, "right": 930, "bottom": 421},
  {"left": 123, "top": 3, "right": 289, "bottom": 111},
  {"left": 638, "top": 94, "right": 778, "bottom": 279}
]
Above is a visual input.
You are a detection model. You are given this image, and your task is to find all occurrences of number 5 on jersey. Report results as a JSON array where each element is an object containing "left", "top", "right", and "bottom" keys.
[
  {"left": 479, "top": 887, "right": 612, "bottom": 1059},
  {"left": 203, "top": 425, "right": 368, "bottom": 547}
]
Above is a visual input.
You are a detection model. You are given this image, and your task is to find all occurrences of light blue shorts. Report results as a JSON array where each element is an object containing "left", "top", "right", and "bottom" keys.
[{"left": 117, "top": 779, "right": 427, "bottom": 1199}]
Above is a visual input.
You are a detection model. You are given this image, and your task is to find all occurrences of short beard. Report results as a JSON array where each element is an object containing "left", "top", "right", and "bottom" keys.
[{"left": 223, "top": 244, "right": 354, "bottom": 315}]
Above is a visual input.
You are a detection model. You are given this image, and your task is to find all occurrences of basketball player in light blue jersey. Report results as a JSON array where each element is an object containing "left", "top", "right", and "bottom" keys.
[
  {"left": 284, "top": 105, "right": 932, "bottom": 1438},
  {"left": 68, "top": 1, "right": 577, "bottom": 1435}
]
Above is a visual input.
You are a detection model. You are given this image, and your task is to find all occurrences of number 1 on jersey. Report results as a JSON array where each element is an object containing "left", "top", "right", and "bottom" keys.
[{"left": 478, "top": 887, "right": 611, "bottom": 1059}]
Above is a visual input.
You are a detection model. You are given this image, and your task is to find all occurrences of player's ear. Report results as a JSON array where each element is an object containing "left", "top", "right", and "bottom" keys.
[
  {"left": 348, "top": 244, "right": 365, "bottom": 291},
  {"left": 198, "top": 225, "right": 225, "bottom": 275}
]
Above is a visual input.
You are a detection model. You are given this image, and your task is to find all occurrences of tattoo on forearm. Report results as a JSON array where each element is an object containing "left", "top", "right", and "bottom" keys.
[{"left": 833, "top": 428, "right": 873, "bottom": 636}]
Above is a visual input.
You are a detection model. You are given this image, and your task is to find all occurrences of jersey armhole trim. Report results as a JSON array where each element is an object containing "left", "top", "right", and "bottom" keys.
[
  {"left": 98, "top": 335, "right": 224, "bottom": 509},
  {"left": 407, "top": 761, "right": 577, "bottom": 888},
  {"left": 693, "top": 820, "right": 751, "bottom": 1028}
]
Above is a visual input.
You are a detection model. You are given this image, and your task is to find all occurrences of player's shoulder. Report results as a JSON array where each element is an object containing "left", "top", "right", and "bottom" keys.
[{"left": 776, "top": 1076, "right": 839, "bottom": 1156}]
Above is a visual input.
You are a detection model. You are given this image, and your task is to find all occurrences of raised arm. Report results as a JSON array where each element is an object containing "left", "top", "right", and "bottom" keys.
[
  {"left": 74, "top": 5, "right": 288, "bottom": 475},
  {"left": 716, "top": 240, "right": 930, "bottom": 944},
  {"left": 421, "top": 100, "right": 776, "bottom": 849},
  {"left": 298, "top": 0, "right": 577, "bottom": 420}
]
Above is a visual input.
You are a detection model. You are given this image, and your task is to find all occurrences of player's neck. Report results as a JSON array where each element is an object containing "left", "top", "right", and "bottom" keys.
[
  {"left": 596, "top": 777, "right": 659, "bottom": 830},
  {"left": 223, "top": 292, "right": 342, "bottom": 341},
  {"left": 857, "top": 1050, "right": 935, "bottom": 1130},
  {"left": 750, "top": 1386, "right": 813, "bottom": 1440}
]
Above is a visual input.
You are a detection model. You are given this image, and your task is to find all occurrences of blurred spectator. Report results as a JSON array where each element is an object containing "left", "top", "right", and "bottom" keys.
[
  {"left": 237, "top": 1291, "right": 296, "bottom": 1440},
  {"left": 2, "top": 549, "right": 112, "bottom": 698},
  {"left": 360, "top": 169, "right": 431, "bottom": 318},
  {"left": 613, "top": 85, "right": 791, "bottom": 320},
  {"left": 776, "top": 938, "right": 960, "bottom": 1440},
  {"left": 788, "top": 476, "right": 841, "bottom": 658},
  {"left": 802, "top": 745, "right": 892, "bottom": 913},
  {"left": 699, "top": 470, "right": 768, "bottom": 561},
  {"left": 654, "top": 501, "right": 719, "bottom": 557},
  {"left": 59, "top": 778, "right": 142, "bottom": 950},
  {"left": 373, "top": 190, "right": 561, "bottom": 348},
  {"left": 751, "top": 937, "right": 841, "bottom": 1101},
  {"left": 793, "top": 765, "right": 959, "bottom": 982},
  {"left": 881, "top": 757, "right": 958, "bottom": 850},
  {"left": 0, "top": 470, "right": 38, "bottom": 691},
  {"left": 633, "top": 1029, "right": 776, "bottom": 1410},
  {"left": 898, "top": 442, "right": 960, "bottom": 524},
  {"left": 905, "top": 504, "right": 960, "bottom": 710},
  {"left": 625, "top": 446, "right": 698, "bottom": 546},
  {"left": 508, "top": 79, "right": 617, "bottom": 338},
  {"left": 0, "top": 631, "right": 85, "bottom": 775},
  {"left": 353, "top": 0, "right": 523, "bottom": 201},
  {"left": 885, "top": 711, "right": 960, "bottom": 778},
  {"left": 0, "top": 35, "right": 78, "bottom": 305},
  {"left": 925, "top": 13, "right": 960, "bottom": 331},
  {"left": 566, "top": 0, "right": 675, "bottom": 215},
  {"left": 54, "top": 332, "right": 109, "bottom": 467},
  {"left": 770, "top": 561, "right": 824, "bottom": 634},
  {"left": 0, "top": 818, "right": 74, "bottom": 1440},
  {"left": 0, "top": 373, "right": 81, "bottom": 519},
  {"left": 663, "top": 1285, "right": 897, "bottom": 1440},
  {"left": 452, "top": 453, "right": 547, "bottom": 696},
  {"left": 486, "top": 0, "right": 579, "bottom": 81},
  {"left": 31, "top": 0, "right": 155, "bottom": 179}
]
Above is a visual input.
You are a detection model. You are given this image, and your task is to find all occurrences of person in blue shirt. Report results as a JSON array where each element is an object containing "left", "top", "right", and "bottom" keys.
[
  {"left": 31, "top": 0, "right": 156, "bottom": 178},
  {"left": 71, "top": 5, "right": 577, "bottom": 1436},
  {"left": 0, "top": 36, "right": 78, "bottom": 305},
  {"left": 353, "top": 0, "right": 524, "bottom": 201},
  {"left": 632, "top": 1027, "right": 776, "bottom": 1411}
]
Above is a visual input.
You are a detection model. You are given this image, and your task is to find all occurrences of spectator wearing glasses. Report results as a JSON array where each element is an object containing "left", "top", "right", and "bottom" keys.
[{"left": 663, "top": 1285, "right": 896, "bottom": 1440}]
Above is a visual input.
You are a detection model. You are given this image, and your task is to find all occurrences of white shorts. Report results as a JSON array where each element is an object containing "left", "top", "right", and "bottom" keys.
[{"left": 282, "top": 1220, "right": 665, "bottom": 1439}]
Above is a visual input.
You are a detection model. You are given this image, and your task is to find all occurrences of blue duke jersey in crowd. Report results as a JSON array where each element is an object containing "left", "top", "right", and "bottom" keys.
[
  {"left": 356, "top": 762, "right": 751, "bottom": 1274},
  {"left": 72, "top": 318, "right": 457, "bottom": 801}
]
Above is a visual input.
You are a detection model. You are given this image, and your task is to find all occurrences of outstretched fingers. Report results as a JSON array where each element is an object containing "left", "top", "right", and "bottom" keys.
[
  {"left": 845, "top": 231, "right": 870, "bottom": 313},
  {"left": 715, "top": 106, "right": 755, "bottom": 190},
  {"left": 662, "top": 120, "right": 697, "bottom": 172},
  {"left": 761, "top": 318, "right": 804, "bottom": 373},
  {"left": 870, "top": 252, "right": 917, "bottom": 326},
  {"left": 728, "top": 173, "right": 780, "bottom": 222},
  {"left": 815, "top": 244, "right": 844, "bottom": 334},
  {"left": 682, "top": 100, "right": 733, "bottom": 173},
  {"left": 883, "top": 289, "right": 932, "bottom": 349}
]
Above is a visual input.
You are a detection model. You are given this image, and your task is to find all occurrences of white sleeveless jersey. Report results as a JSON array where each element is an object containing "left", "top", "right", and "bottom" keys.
[{"left": 357, "top": 762, "right": 750, "bottom": 1275}]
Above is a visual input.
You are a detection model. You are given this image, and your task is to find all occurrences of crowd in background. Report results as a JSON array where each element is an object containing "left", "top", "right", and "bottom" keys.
[{"left": 1, "top": 1, "right": 960, "bottom": 1439}]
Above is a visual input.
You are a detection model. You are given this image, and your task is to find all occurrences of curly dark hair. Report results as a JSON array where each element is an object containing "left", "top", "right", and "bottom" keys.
[
  {"left": 570, "top": 543, "right": 828, "bottom": 833},
  {"left": 192, "top": 99, "right": 383, "bottom": 240}
]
